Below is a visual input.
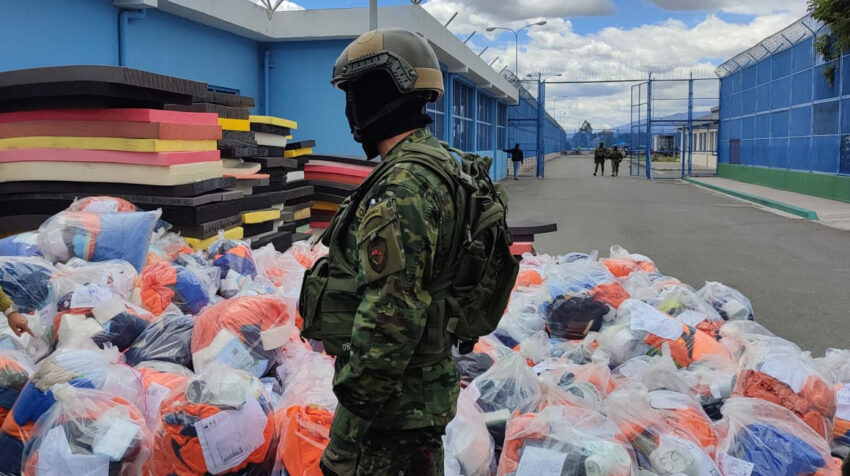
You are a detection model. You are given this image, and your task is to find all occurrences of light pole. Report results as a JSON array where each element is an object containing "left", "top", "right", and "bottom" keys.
[{"left": 486, "top": 21, "right": 546, "bottom": 79}]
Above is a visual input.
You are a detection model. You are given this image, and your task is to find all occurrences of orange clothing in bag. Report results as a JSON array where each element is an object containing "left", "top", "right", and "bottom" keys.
[
  {"left": 645, "top": 324, "right": 730, "bottom": 368},
  {"left": 734, "top": 369, "right": 835, "bottom": 440},
  {"left": 590, "top": 281, "right": 630, "bottom": 308},
  {"left": 276, "top": 405, "right": 333, "bottom": 476}
]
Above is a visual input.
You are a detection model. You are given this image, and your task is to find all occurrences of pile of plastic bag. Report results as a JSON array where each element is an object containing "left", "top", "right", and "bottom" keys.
[{"left": 1, "top": 196, "right": 848, "bottom": 476}]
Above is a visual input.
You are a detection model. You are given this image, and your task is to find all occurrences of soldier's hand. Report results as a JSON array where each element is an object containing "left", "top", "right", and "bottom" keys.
[
  {"left": 6, "top": 311, "right": 34, "bottom": 337},
  {"left": 320, "top": 442, "right": 358, "bottom": 476}
]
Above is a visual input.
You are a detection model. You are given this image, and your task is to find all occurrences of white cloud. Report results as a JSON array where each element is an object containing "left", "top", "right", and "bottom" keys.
[
  {"left": 422, "top": 1, "right": 803, "bottom": 130},
  {"left": 649, "top": 0, "right": 807, "bottom": 16}
]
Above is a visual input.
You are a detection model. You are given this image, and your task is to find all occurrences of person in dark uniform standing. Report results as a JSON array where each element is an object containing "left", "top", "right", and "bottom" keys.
[
  {"left": 593, "top": 141, "right": 608, "bottom": 176},
  {"left": 609, "top": 145, "right": 623, "bottom": 177},
  {"left": 503, "top": 143, "right": 524, "bottom": 180}
]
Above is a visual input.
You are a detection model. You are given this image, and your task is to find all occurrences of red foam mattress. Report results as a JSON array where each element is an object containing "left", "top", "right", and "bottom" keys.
[
  {"left": 0, "top": 148, "right": 220, "bottom": 166},
  {"left": 0, "top": 108, "right": 218, "bottom": 125},
  {"left": 0, "top": 120, "right": 222, "bottom": 140}
]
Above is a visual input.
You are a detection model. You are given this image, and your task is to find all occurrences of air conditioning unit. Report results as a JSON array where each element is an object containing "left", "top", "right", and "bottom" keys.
[{"left": 113, "top": 0, "right": 158, "bottom": 8}]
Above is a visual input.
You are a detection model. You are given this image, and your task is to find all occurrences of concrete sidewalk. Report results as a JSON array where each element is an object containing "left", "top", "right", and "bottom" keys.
[{"left": 684, "top": 176, "right": 850, "bottom": 231}]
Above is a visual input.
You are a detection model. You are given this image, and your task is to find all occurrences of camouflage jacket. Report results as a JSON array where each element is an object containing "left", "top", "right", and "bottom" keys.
[
  {"left": 594, "top": 146, "right": 609, "bottom": 161},
  {"left": 608, "top": 150, "right": 623, "bottom": 163},
  {"left": 321, "top": 128, "right": 460, "bottom": 450}
]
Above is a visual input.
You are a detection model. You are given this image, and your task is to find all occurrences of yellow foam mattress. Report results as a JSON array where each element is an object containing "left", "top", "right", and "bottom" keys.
[
  {"left": 218, "top": 118, "right": 250, "bottom": 131},
  {"left": 0, "top": 160, "right": 223, "bottom": 185},
  {"left": 185, "top": 227, "right": 244, "bottom": 250},
  {"left": 0, "top": 136, "right": 216, "bottom": 152},
  {"left": 242, "top": 208, "right": 281, "bottom": 224},
  {"left": 249, "top": 115, "right": 298, "bottom": 129},
  {"left": 294, "top": 208, "right": 311, "bottom": 220},
  {"left": 284, "top": 147, "right": 312, "bottom": 158},
  {"left": 313, "top": 201, "right": 339, "bottom": 211}
]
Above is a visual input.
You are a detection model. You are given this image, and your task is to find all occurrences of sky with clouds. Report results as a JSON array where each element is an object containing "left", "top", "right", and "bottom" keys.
[{"left": 257, "top": 0, "right": 810, "bottom": 130}]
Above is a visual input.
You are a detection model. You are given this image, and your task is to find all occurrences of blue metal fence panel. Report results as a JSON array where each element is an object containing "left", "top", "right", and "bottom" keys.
[
  {"left": 771, "top": 110, "right": 789, "bottom": 138},
  {"left": 731, "top": 92, "right": 743, "bottom": 117},
  {"left": 773, "top": 48, "right": 793, "bottom": 78},
  {"left": 844, "top": 53, "right": 850, "bottom": 95},
  {"left": 813, "top": 101, "right": 839, "bottom": 135},
  {"left": 742, "top": 115, "right": 755, "bottom": 139},
  {"left": 743, "top": 65, "right": 758, "bottom": 90},
  {"left": 756, "top": 83, "right": 771, "bottom": 112},
  {"left": 742, "top": 88, "right": 757, "bottom": 115},
  {"left": 719, "top": 140, "right": 730, "bottom": 163},
  {"left": 770, "top": 137, "right": 790, "bottom": 169},
  {"left": 793, "top": 38, "right": 814, "bottom": 70},
  {"left": 755, "top": 139, "right": 770, "bottom": 166},
  {"left": 790, "top": 106, "right": 812, "bottom": 136},
  {"left": 773, "top": 76, "right": 791, "bottom": 108},
  {"left": 741, "top": 139, "right": 754, "bottom": 165},
  {"left": 813, "top": 62, "right": 840, "bottom": 100},
  {"left": 758, "top": 58, "right": 772, "bottom": 85},
  {"left": 756, "top": 113, "right": 770, "bottom": 138},
  {"left": 789, "top": 137, "right": 812, "bottom": 171},
  {"left": 843, "top": 98, "right": 850, "bottom": 134},
  {"left": 792, "top": 69, "right": 813, "bottom": 105},
  {"left": 812, "top": 136, "right": 839, "bottom": 172}
]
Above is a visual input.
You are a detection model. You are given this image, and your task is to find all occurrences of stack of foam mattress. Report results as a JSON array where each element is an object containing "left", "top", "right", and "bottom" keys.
[
  {"left": 237, "top": 116, "right": 315, "bottom": 249},
  {"left": 0, "top": 65, "right": 245, "bottom": 238},
  {"left": 506, "top": 218, "right": 558, "bottom": 256},
  {"left": 302, "top": 154, "right": 375, "bottom": 231}
]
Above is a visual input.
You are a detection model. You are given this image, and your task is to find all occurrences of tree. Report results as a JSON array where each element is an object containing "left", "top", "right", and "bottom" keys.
[
  {"left": 579, "top": 120, "right": 593, "bottom": 133},
  {"left": 808, "top": 0, "right": 850, "bottom": 86}
]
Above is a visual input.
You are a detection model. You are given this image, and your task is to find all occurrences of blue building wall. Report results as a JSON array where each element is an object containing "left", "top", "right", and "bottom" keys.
[{"left": 718, "top": 34, "right": 850, "bottom": 175}]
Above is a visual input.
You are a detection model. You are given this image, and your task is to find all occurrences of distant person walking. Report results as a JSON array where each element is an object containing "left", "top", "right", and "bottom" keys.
[
  {"left": 503, "top": 143, "right": 524, "bottom": 180},
  {"left": 609, "top": 146, "right": 623, "bottom": 177},
  {"left": 593, "top": 142, "right": 608, "bottom": 176}
]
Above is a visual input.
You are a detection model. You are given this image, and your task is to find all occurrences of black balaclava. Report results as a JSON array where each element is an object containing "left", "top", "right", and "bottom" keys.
[{"left": 344, "top": 71, "right": 432, "bottom": 159}]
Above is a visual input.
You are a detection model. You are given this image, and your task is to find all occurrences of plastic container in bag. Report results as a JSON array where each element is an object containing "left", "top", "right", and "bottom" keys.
[
  {"left": 21, "top": 384, "right": 152, "bottom": 476},
  {"left": 138, "top": 261, "right": 218, "bottom": 316},
  {"left": 733, "top": 338, "right": 836, "bottom": 439},
  {"left": 0, "top": 350, "right": 34, "bottom": 427},
  {"left": 124, "top": 312, "right": 194, "bottom": 368},
  {"left": 607, "top": 383, "right": 720, "bottom": 476},
  {"left": 0, "top": 232, "right": 41, "bottom": 257},
  {"left": 208, "top": 238, "right": 257, "bottom": 298},
  {"left": 498, "top": 404, "right": 636, "bottom": 476},
  {"left": 192, "top": 295, "right": 294, "bottom": 378},
  {"left": 716, "top": 397, "right": 835, "bottom": 476},
  {"left": 0, "top": 257, "right": 55, "bottom": 314},
  {"left": 153, "top": 362, "right": 278, "bottom": 476},
  {"left": 37, "top": 210, "right": 161, "bottom": 271},
  {"left": 696, "top": 281, "right": 754, "bottom": 321},
  {"left": 0, "top": 344, "right": 144, "bottom": 475}
]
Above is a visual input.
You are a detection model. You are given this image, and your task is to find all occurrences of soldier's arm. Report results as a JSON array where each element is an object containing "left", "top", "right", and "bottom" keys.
[{"left": 329, "top": 181, "right": 441, "bottom": 450}]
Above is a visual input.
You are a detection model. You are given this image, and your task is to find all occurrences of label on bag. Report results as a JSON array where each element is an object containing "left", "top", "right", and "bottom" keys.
[
  {"left": 195, "top": 395, "right": 267, "bottom": 474},
  {"left": 516, "top": 445, "right": 568, "bottom": 475},
  {"left": 718, "top": 452, "right": 754, "bottom": 476}
]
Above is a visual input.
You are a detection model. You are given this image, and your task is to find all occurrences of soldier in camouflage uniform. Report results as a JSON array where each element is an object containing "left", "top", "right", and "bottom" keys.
[
  {"left": 299, "top": 28, "right": 460, "bottom": 476},
  {"left": 608, "top": 145, "right": 623, "bottom": 177},
  {"left": 593, "top": 141, "right": 608, "bottom": 176}
]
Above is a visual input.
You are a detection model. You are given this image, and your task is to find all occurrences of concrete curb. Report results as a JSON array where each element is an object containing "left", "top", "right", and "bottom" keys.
[{"left": 683, "top": 177, "right": 820, "bottom": 220}]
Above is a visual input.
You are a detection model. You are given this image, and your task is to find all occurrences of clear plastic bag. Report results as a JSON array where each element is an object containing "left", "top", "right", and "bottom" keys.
[
  {"left": 192, "top": 295, "right": 294, "bottom": 378},
  {"left": 136, "top": 361, "right": 193, "bottom": 430},
  {"left": 124, "top": 312, "right": 194, "bottom": 367},
  {"left": 495, "top": 292, "right": 547, "bottom": 347},
  {"left": 138, "top": 261, "right": 218, "bottom": 316},
  {"left": 611, "top": 299, "right": 730, "bottom": 368},
  {"left": 146, "top": 229, "right": 191, "bottom": 265},
  {"left": 648, "top": 284, "right": 724, "bottom": 337},
  {"left": 498, "top": 404, "right": 636, "bottom": 476},
  {"left": 444, "top": 386, "right": 495, "bottom": 476},
  {"left": 272, "top": 346, "right": 337, "bottom": 476},
  {"left": 0, "top": 344, "right": 145, "bottom": 475},
  {"left": 0, "top": 350, "right": 34, "bottom": 426},
  {"left": 66, "top": 196, "right": 138, "bottom": 213},
  {"left": 733, "top": 338, "right": 836, "bottom": 439},
  {"left": 607, "top": 383, "right": 720, "bottom": 476},
  {"left": 51, "top": 258, "right": 138, "bottom": 300},
  {"left": 453, "top": 346, "right": 496, "bottom": 389},
  {"left": 0, "top": 232, "right": 42, "bottom": 257},
  {"left": 547, "top": 259, "right": 615, "bottom": 301},
  {"left": 208, "top": 237, "right": 258, "bottom": 298},
  {"left": 253, "top": 243, "right": 308, "bottom": 292},
  {"left": 52, "top": 303, "right": 154, "bottom": 351},
  {"left": 21, "top": 384, "right": 152, "bottom": 476},
  {"left": 815, "top": 348, "right": 850, "bottom": 455},
  {"left": 695, "top": 281, "right": 754, "bottom": 321},
  {"left": 716, "top": 397, "right": 834, "bottom": 476},
  {"left": 153, "top": 362, "right": 278, "bottom": 476},
  {"left": 285, "top": 240, "right": 328, "bottom": 270},
  {"left": 0, "top": 257, "right": 55, "bottom": 314},
  {"left": 718, "top": 320, "right": 777, "bottom": 361},
  {"left": 37, "top": 210, "right": 161, "bottom": 271},
  {"left": 679, "top": 355, "right": 739, "bottom": 421},
  {"left": 601, "top": 245, "right": 658, "bottom": 278},
  {"left": 470, "top": 352, "right": 542, "bottom": 451}
]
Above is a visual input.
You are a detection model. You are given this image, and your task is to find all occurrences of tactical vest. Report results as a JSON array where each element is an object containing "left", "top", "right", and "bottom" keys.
[{"left": 299, "top": 139, "right": 461, "bottom": 368}]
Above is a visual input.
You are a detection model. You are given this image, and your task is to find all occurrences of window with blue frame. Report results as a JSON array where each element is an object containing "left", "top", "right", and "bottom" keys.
[
  {"left": 426, "top": 89, "right": 445, "bottom": 140},
  {"left": 497, "top": 102, "right": 507, "bottom": 150},
  {"left": 476, "top": 93, "right": 493, "bottom": 151},
  {"left": 453, "top": 80, "right": 474, "bottom": 150}
]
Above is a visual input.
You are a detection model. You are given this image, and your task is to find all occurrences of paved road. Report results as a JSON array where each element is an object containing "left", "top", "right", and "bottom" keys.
[{"left": 504, "top": 156, "right": 850, "bottom": 355}]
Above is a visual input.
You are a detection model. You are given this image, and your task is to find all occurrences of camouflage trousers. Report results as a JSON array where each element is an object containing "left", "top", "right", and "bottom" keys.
[{"left": 355, "top": 426, "right": 445, "bottom": 476}]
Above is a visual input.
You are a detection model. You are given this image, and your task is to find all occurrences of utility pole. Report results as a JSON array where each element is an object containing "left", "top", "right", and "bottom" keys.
[{"left": 369, "top": 0, "right": 377, "bottom": 30}]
